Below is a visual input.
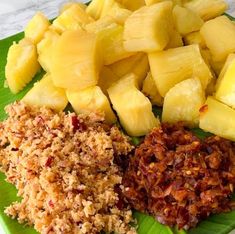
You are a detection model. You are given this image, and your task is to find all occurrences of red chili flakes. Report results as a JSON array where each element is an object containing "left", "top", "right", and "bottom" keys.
[
  {"left": 71, "top": 116, "right": 87, "bottom": 132},
  {"left": 48, "top": 200, "right": 54, "bottom": 208},
  {"left": 123, "top": 123, "right": 235, "bottom": 230},
  {"left": 45, "top": 157, "right": 53, "bottom": 167}
]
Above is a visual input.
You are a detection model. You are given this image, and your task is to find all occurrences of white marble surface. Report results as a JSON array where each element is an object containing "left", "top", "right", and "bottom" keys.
[{"left": 0, "top": 0, "right": 235, "bottom": 234}]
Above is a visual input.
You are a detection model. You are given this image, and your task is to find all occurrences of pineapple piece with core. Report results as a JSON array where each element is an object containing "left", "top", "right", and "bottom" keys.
[
  {"left": 162, "top": 78, "right": 205, "bottom": 127},
  {"left": 67, "top": 86, "right": 117, "bottom": 124},
  {"left": 86, "top": 0, "right": 105, "bottom": 20},
  {"left": 165, "top": 29, "right": 183, "bottom": 49},
  {"left": 142, "top": 72, "right": 163, "bottom": 106},
  {"left": 98, "top": 66, "right": 120, "bottom": 95},
  {"left": 184, "top": 0, "right": 228, "bottom": 21},
  {"left": 199, "top": 97, "right": 235, "bottom": 141},
  {"left": 60, "top": 2, "right": 87, "bottom": 14},
  {"left": 51, "top": 30, "right": 101, "bottom": 90},
  {"left": 37, "top": 30, "right": 60, "bottom": 72},
  {"left": 123, "top": 1, "right": 174, "bottom": 52},
  {"left": 215, "top": 58, "right": 235, "bottom": 109},
  {"left": 108, "top": 53, "right": 149, "bottom": 87},
  {"left": 99, "top": 24, "right": 135, "bottom": 65},
  {"left": 173, "top": 5, "right": 204, "bottom": 35},
  {"left": 216, "top": 53, "right": 235, "bottom": 89},
  {"left": 183, "top": 31, "right": 206, "bottom": 48},
  {"left": 200, "top": 16, "right": 235, "bottom": 62},
  {"left": 5, "top": 39, "right": 40, "bottom": 94},
  {"left": 108, "top": 73, "right": 159, "bottom": 136},
  {"left": 22, "top": 74, "right": 68, "bottom": 111},
  {"left": 53, "top": 4, "right": 93, "bottom": 33},
  {"left": 116, "top": 0, "right": 145, "bottom": 11},
  {"left": 85, "top": 16, "right": 116, "bottom": 33},
  {"left": 24, "top": 12, "right": 50, "bottom": 44},
  {"left": 148, "top": 44, "right": 212, "bottom": 97}
]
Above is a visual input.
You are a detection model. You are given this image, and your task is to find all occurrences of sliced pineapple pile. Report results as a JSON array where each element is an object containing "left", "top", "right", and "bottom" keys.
[{"left": 5, "top": 0, "right": 235, "bottom": 139}]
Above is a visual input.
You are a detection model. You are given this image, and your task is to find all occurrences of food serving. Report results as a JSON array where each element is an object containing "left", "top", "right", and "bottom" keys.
[{"left": 1, "top": 0, "right": 235, "bottom": 233}]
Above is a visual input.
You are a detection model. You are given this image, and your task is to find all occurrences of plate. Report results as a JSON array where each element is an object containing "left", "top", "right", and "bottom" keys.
[{"left": 1, "top": 16, "right": 235, "bottom": 234}]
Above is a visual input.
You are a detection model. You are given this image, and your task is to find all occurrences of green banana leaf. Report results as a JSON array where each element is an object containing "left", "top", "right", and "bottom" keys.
[{"left": 1, "top": 16, "right": 235, "bottom": 234}]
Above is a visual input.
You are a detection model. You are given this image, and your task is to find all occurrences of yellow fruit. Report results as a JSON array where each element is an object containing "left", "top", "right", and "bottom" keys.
[
  {"left": 37, "top": 30, "right": 60, "bottom": 72},
  {"left": 148, "top": 44, "right": 212, "bottom": 97},
  {"left": 24, "top": 12, "right": 50, "bottom": 44},
  {"left": 108, "top": 73, "right": 159, "bottom": 136},
  {"left": 53, "top": 4, "right": 93, "bottom": 33},
  {"left": 98, "top": 66, "right": 120, "bottom": 95},
  {"left": 215, "top": 59, "right": 235, "bottom": 109},
  {"left": 216, "top": 53, "right": 235, "bottom": 89},
  {"left": 184, "top": 0, "right": 228, "bottom": 21},
  {"left": 5, "top": 39, "right": 40, "bottom": 94},
  {"left": 173, "top": 5, "right": 204, "bottom": 36},
  {"left": 86, "top": 0, "right": 105, "bottom": 20},
  {"left": 162, "top": 78, "right": 205, "bottom": 127},
  {"left": 145, "top": 0, "right": 167, "bottom": 6},
  {"left": 210, "top": 57, "right": 225, "bottom": 76},
  {"left": 51, "top": 30, "right": 101, "bottom": 90},
  {"left": 108, "top": 53, "right": 149, "bottom": 87},
  {"left": 99, "top": 24, "right": 135, "bottom": 65},
  {"left": 116, "top": 0, "right": 145, "bottom": 11},
  {"left": 123, "top": 1, "right": 174, "bottom": 52},
  {"left": 142, "top": 72, "right": 163, "bottom": 106},
  {"left": 199, "top": 97, "right": 235, "bottom": 141},
  {"left": 183, "top": 31, "right": 206, "bottom": 48},
  {"left": 200, "top": 16, "right": 235, "bottom": 62},
  {"left": 165, "top": 29, "right": 183, "bottom": 49},
  {"left": 85, "top": 16, "right": 116, "bottom": 33},
  {"left": 106, "top": 3, "right": 132, "bottom": 25},
  {"left": 66, "top": 86, "right": 116, "bottom": 124},
  {"left": 22, "top": 74, "right": 68, "bottom": 111},
  {"left": 60, "top": 2, "right": 87, "bottom": 14}
]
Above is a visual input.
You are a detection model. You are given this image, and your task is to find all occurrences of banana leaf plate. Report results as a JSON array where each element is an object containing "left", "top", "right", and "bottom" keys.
[{"left": 1, "top": 13, "right": 235, "bottom": 234}]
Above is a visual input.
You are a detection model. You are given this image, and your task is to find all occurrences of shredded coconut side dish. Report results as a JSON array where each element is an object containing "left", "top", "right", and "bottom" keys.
[{"left": 0, "top": 102, "right": 136, "bottom": 234}]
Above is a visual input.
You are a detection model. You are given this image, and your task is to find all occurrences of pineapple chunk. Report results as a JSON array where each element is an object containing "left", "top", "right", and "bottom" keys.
[
  {"left": 60, "top": 2, "right": 87, "bottom": 14},
  {"left": 145, "top": 0, "right": 168, "bottom": 6},
  {"left": 173, "top": 5, "right": 204, "bottom": 35},
  {"left": 24, "top": 12, "right": 50, "bottom": 44},
  {"left": 100, "top": 0, "right": 124, "bottom": 18},
  {"left": 162, "top": 78, "right": 205, "bottom": 127},
  {"left": 216, "top": 53, "right": 235, "bottom": 89},
  {"left": 116, "top": 0, "right": 145, "bottom": 11},
  {"left": 85, "top": 16, "right": 116, "bottom": 33},
  {"left": 22, "top": 74, "right": 68, "bottom": 111},
  {"left": 148, "top": 44, "right": 212, "bottom": 97},
  {"left": 66, "top": 86, "right": 116, "bottom": 124},
  {"left": 51, "top": 30, "right": 101, "bottom": 90},
  {"left": 142, "top": 72, "right": 163, "bottom": 106},
  {"left": 108, "top": 53, "right": 149, "bottom": 86},
  {"left": 184, "top": 0, "right": 228, "bottom": 21},
  {"left": 165, "top": 29, "right": 183, "bottom": 49},
  {"left": 215, "top": 59, "right": 235, "bottom": 109},
  {"left": 53, "top": 4, "right": 93, "bottom": 33},
  {"left": 210, "top": 57, "right": 225, "bottom": 76},
  {"left": 183, "top": 31, "right": 206, "bottom": 48},
  {"left": 98, "top": 66, "right": 120, "bottom": 95},
  {"left": 200, "top": 16, "right": 235, "bottom": 62},
  {"left": 106, "top": 3, "right": 132, "bottom": 25},
  {"left": 123, "top": 1, "right": 174, "bottom": 52},
  {"left": 5, "top": 39, "right": 40, "bottom": 94},
  {"left": 37, "top": 30, "right": 60, "bottom": 72},
  {"left": 108, "top": 74, "right": 159, "bottom": 136},
  {"left": 99, "top": 24, "right": 135, "bottom": 65},
  {"left": 86, "top": 0, "right": 104, "bottom": 20},
  {"left": 199, "top": 97, "right": 235, "bottom": 141}
]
